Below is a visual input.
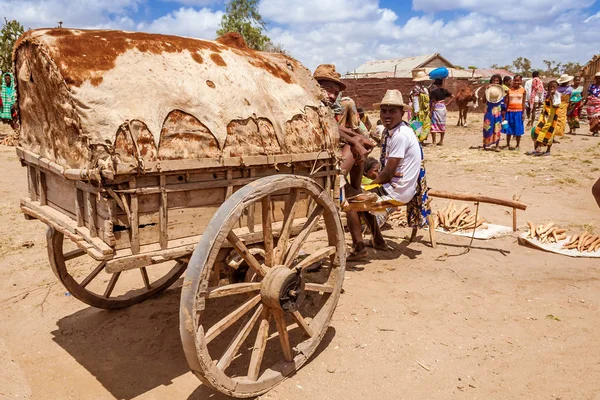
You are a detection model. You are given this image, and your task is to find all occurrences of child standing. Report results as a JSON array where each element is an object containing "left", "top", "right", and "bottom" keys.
[{"left": 505, "top": 75, "right": 526, "bottom": 150}]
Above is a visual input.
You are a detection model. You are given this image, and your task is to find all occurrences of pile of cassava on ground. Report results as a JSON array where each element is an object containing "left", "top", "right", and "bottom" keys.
[{"left": 435, "top": 202, "right": 487, "bottom": 232}]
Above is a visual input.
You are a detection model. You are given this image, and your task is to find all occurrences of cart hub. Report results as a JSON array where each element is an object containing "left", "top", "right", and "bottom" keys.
[{"left": 260, "top": 266, "right": 304, "bottom": 312}]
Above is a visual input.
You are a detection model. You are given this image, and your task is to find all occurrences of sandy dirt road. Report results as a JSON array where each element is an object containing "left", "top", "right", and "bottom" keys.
[{"left": 2, "top": 114, "right": 600, "bottom": 400}]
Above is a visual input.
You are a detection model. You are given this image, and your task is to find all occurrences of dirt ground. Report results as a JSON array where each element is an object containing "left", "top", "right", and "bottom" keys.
[{"left": 2, "top": 113, "right": 600, "bottom": 400}]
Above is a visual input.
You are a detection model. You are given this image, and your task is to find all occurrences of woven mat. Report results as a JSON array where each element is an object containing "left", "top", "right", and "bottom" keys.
[
  {"left": 426, "top": 224, "right": 513, "bottom": 240},
  {"left": 518, "top": 233, "right": 600, "bottom": 258}
]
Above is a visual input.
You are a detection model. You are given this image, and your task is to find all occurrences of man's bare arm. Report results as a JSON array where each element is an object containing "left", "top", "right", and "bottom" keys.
[{"left": 372, "top": 157, "right": 401, "bottom": 185}]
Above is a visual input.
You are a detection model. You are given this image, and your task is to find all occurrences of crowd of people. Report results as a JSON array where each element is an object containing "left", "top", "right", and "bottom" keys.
[
  {"left": 311, "top": 62, "right": 600, "bottom": 260},
  {"left": 402, "top": 69, "right": 600, "bottom": 155}
]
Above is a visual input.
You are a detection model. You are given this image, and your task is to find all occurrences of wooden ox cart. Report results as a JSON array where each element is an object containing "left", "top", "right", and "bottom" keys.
[{"left": 15, "top": 29, "right": 344, "bottom": 397}]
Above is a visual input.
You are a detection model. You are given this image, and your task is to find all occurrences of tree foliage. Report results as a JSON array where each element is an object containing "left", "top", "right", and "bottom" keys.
[
  {"left": 511, "top": 57, "right": 532, "bottom": 76},
  {"left": 490, "top": 63, "right": 513, "bottom": 72},
  {"left": 0, "top": 18, "right": 24, "bottom": 72},
  {"left": 217, "top": 0, "right": 271, "bottom": 51}
]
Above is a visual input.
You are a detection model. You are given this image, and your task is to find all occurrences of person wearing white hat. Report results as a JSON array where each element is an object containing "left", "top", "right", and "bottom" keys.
[
  {"left": 554, "top": 74, "right": 574, "bottom": 139},
  {"left": 345, "top": 89, "right": 425, "bottom": 260},
  {"left": 482, "top": 76, "right": 505, "bottom": 151},
  {"left": 583, "top": 72, "right": 600, "bottom": 136},
  {"left": 409, "top": 70, "right": 431, "bottom": 144}
]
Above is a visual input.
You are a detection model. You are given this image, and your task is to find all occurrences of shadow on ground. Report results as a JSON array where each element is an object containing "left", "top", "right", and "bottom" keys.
[
  {"left": 51, "top": 286, "right": 190, "bottom": 400},
  {"left": 51, "top": 283, "right": 338, "bottom": 400}
]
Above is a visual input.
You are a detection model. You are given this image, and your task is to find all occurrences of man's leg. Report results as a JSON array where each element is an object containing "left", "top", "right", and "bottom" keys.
[
  {"left": 346, "top": 210, "right": 367, "bottom": 258},
  {"left": 341, "top": 144, "right": 362, "bottom": 198},
  {"left": 360, "top": 212, "right": 386, "bottom": 248}
]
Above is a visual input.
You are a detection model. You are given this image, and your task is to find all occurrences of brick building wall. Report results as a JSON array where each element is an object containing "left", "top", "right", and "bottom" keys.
[{"left": 341, "top": 77, "right": 487, "bottom": 113}]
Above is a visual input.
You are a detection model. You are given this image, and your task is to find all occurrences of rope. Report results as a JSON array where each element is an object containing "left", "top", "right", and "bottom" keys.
[{"left": 436, "top": 201, "right": 480, "bottom": 261}]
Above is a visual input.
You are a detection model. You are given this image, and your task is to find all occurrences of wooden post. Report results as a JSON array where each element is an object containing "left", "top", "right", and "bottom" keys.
[
  {"left": 512, "top": 208, "right": 517, "bottom": 232},
  {"left": 247, "top": 169, "right": 255, "bottom": 233},
  {"left": 75, "top": 188, "right": 85, "bottom": 227},
  {"left": 86, "top": 192, "right": 98, "bottom": 238},
  {"left": 37, "top": 170, "right": 47, "bottom": 206},
  {"left": 159, "top": 174, "right": 168, "bottom": 249},
  {"left": 27, "top": 166, "right": 38, "bottom": 201},
  {"left": 130, "top": 177, "right": 140, "bottom": 254}
]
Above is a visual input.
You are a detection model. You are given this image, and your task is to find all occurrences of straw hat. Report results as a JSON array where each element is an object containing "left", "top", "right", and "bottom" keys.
[
  {"left": 412, "top": 69, "right": 430, "bottom": 82},
  {"left": 373, "top": 89, "right": 409, "bottom": 109},
  {"left": 485, "top": 84, "right": 504, "bottom": 104},
  {"left": 313, "top": 64, "right": 346, "bottom": 91},
  {"left": 595, "top": 72, "right": 600, "bottom": 77},
  {"left": 557, "top": 74, "right": 574, "bottom": 84}
]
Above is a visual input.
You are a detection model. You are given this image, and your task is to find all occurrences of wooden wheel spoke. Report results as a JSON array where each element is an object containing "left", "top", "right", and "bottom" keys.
[
  {"left": 80, "top": 261, "right": 106, "bottom": 289},
  {"left": 207, "top": 282, "right": 262, "bottom": 299},
  {"left": 248, "top": 307, "right": 271, "bottom": 381},
  {"left": 205, "top": 295, "right": 261, "bottom": 344},
  {"left": 273, "top": 189, "right": 300, "bottom": 265},
  {"left": 291, "top": 310, "right": 313, "bottom": 338},
  {"left": 261, "top": 196, "right": 274, "bottom": 267},
  {"left": 217, "top": 304, "right": 264, "bottom": 371},
  {"left": 103, "top": 272, "right": 121, "bottom": 298},
  {"left": 227, "top": 231, "right": 267, "bottom": 276},
  {"left": 295, "top": 246, "right": 336, "bottom": 271},
  {"left": 273, "top": 308, "right": 293, "bottom": 362},
  {"left": 140, "top": 267, "right": 151, "bottom": 290},
  {"left": 304, "top": 283, "right": 335, "bottom": 293},
  {"left": 284, "top": 205, "right": 324, "bottom": 268}
]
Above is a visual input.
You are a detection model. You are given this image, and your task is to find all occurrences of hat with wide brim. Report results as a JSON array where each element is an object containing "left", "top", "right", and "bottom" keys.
[
  {"left": 313, "top": 64, "right": 347, "bottom": 91},
  {"left": 373, "top": 89, "right": 409, "bottom": 109},
  {"left": 557, "top": 74, "right": 574, "bottom": 84},
  {"left": 412, "top": 69, "right": 430, "bottom": 82},
  {"left": 485, "top": 84, "right": 504, "bottom": 103}
]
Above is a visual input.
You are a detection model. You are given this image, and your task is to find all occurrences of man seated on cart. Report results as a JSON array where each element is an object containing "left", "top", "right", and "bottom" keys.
[
  {"left": 313, "top": 64, "right": 376, "bottom": 200},
  {"left": 345, "top": 90, "right": 429, "bottom": 260}
]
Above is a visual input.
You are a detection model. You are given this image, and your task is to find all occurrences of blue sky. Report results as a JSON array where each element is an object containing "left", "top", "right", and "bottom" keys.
[{"left": 7, "top": 0, "right": 600, "bottom": 74}]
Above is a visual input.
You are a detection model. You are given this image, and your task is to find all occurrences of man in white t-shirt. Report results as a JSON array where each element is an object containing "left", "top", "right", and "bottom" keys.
[{"left": 346, "top": 89, "right": 422, "bottom": 261}]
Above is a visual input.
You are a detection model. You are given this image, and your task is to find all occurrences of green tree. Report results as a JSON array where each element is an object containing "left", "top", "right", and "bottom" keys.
[
  {"left": 561, "top": 62, "right": 582, "bottom": 76},
  {"left": 490, "top": 63, "right": 513, "bottom": 72},
  {"left": 543, "top": 60, "right": 562, "bottom": 77},
  {"left": 512, "top": 57, "right": 532, "bottom": 76},
  {"left": 217, "top": 0, "right": 271, "bottom": 51},
  {"left": 468, "top": 65, "right": 477, "bottom": 70},
  {"left": 0, "top": 18, "right": 24, "bottom": 72}
]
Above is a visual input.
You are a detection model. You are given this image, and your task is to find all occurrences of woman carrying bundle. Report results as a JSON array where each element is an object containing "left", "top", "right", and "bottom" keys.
[{"left": 429, "top": 78, "right": 454, "bottom": 146}]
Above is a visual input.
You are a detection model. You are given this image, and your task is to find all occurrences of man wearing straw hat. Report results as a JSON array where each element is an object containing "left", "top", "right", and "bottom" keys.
[
  {"left": 345, "top": 89, "right": 423, "bottom": 260},
  {"left": 313, "top": 64, "right": 377, "bottom": 200}
]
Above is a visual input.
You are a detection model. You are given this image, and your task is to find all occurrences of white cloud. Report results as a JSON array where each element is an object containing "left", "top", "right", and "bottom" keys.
[
  {"left": 137, "top": 7, "right": 223, "bottom": 40},
  {"left": 260, "top": 0, "right": 379, "bottom": 23},
  {"left": 162, "top": 0, "right": 222, "bottom": 5},
  {"left": 0, "top": 0, "right": 141, "bottom": 29},
  {"left": 412, "top": 0, "right": 595, "bottom": 22}
]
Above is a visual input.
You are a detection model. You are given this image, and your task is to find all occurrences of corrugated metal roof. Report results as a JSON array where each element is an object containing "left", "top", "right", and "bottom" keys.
[
  {"left": 474, "top": 69, "right": 513, "bottom": 78},
  {"left": 350, "top": 54, "right": 440, "bottom": 76},
  {"left": 343, "top": 67, "right": 481, "bottom": 80}
]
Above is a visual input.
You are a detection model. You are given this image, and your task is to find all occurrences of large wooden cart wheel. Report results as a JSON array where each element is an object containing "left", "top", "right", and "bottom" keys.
[
  {"left": 180, "top": 175, "right": 345, "bottom": 398},
  {"left": 47, "top": 228, "right": 187, "bottom": 309}
]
